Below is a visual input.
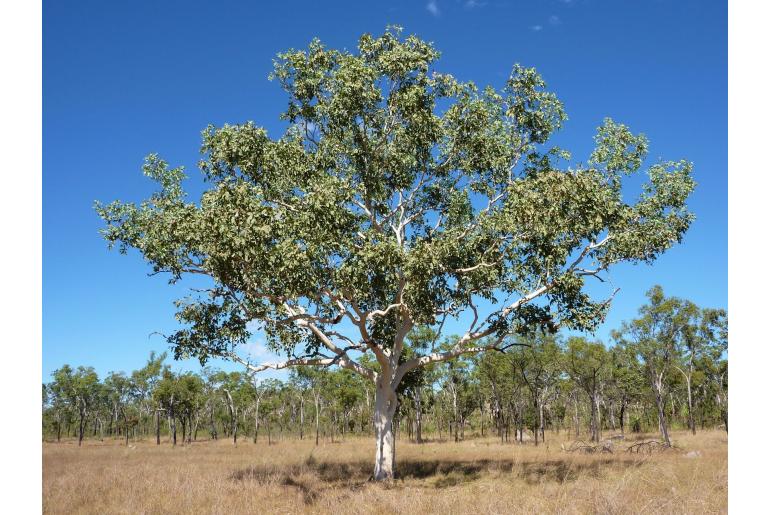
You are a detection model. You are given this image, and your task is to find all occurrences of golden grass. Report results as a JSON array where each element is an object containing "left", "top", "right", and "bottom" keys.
[{"left": 42, "top": 429, "right": 726, "bottom": 514}]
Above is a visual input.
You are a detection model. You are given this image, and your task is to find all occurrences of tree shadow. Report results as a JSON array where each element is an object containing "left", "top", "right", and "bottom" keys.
[
  {"left": 229, "top": 455, "right": 646, "bottom": 503},
  {"left": 280, "top": 476, "right": 320, "bottom": 505}
]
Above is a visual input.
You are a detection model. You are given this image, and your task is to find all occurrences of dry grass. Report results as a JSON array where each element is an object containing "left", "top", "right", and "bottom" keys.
[{"left": 43, "top": 430, "right": 726, "bottom": 514}]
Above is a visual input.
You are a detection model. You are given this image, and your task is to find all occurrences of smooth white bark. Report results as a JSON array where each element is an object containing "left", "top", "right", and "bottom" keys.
[{"left": 373, "top": 380, "right": 397, "bottom": 481}]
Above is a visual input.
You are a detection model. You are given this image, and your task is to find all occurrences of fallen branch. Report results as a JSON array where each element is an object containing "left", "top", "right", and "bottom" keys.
[
  {"left": 562, "top": 440, "right": 613, "bottom": 454},
  {"left": 625, "top": 440, "right": 671, "bottom": 454}
]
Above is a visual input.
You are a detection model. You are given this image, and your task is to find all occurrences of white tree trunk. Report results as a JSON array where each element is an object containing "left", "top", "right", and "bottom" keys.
[
  {"left": 414, "top": 388, "right": 423, "bottom": 443},
  {"left": 373, "top": 380, "right": 398, "bottom": 481}
]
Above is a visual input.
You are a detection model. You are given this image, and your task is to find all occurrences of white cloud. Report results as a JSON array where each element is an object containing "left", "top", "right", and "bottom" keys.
[
  {"left": 464, "top": 0, "right": 487, "bottom": 8},
  {"left": 531, "top": 24, "right": 543, "bottom": 32},
  {"left": 549, "top": 15, "right": 562, "bottom": 25},
  {"left": 426, "top": 1, "right": 440, "bottom": 17},
  {"left": 243, "top": 340, "right": 278, "bottom": 360}
]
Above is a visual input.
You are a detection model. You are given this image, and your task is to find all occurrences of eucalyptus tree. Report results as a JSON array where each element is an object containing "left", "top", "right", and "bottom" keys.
[
  {"left": 96, "top": 27, "right": 695, "bottom": 479},
  {"left": 565, "top": 337, "right": 609, "bottom": 442},
  {"left": 397, "top": 326, "right": 440, "bottom": 443},
  {"left": 103, "top": 371, "right": 134, "bottom": 442},
  {"left": 294, "top": 368, "right": 328, "bottom": 446},
  {"left": 697, "top": 340, "right": 728, "bottom": 431},
  {"left": 154, "top": 369, "right": 182, "bottom": 445},
  {"left": 201, "top": 367, "right": 222, "bottom": 440},
  {"left": 175, "top": 372, "right": 205, "bottom": 443},
  {"left": 676, "top": 307, "right": 727, "bottom": 434},
  {"left": 287, "top": 369, "right": 312, "bottom": 440},
  {"left": 606, "top": 344, "right": 645, "bottom": 434},
  {"left": 251, "top": 375, "right": 267, "bottom": 443},
  {"left": 131, "top": 351, "right": 167, "bottom": 440},
  {"left": 476, "top": 348, "right": 516, "bottom": 442},
  {"left": 436, "top": 339, "right": 476, "bottom": 442},
  {"left": 254, "top": 378, "right": 285, "bottom": 445},
  {"left": 154, "top": 370, "right": 205, "bottom": 444},
  {"left": 210, "top": 371, "right": 250, "bottom": 444},
  {"left": 42, "top": 384, "right": 51, "bottom": 437},
  {"left": 714, "top": 357, "right": 728, "bottom": 432},
  {"left": 48, "top": 366, "right": 76, "bottom": 442},
  {"left": 613, "top": 286, "right": 693, "bottom": 446},
  {"left": 57, "top": 366, "right": 101, "bottom": 447},
  {"left": 511, "top": 334, "right": 562, "bottom": 444},
  {"left": 326, "top": 368, "right": 364, "bottom": 439}
]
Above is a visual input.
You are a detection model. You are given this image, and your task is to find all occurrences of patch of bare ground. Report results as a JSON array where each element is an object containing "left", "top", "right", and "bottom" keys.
[{"left": 42, "top": 430, "right": 726, "bottom": 514}]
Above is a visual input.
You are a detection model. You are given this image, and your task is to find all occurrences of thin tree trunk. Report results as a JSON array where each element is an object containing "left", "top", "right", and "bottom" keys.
[
  {"left": 209, "top": 406, "right": 217, "bottom": 440},
  {"left": 686, "top": 375, "right": 695, "bottom": 435},
  {"left": 539, "top": 402, "right": 545, "bottom": 443},
  {"left": 299, "top": 396, "right": 304, "bottom": 440},
  {"left": 314, "top": 392, "right": 320, "bottom": 446},
  {"left": 654, "top": 382, "right": 671, "bottom": 446},
  {"left": 573, "top": 395, "right": 580, "bottom": 439},
  {"left": 78, "top": 404, "right": 85, "bottom": 447},
  {"left": 619, "top": 402, "right": 626, "bottom": 435},
  {"left": 414, "top": 388, "right": 423, "bottom": 443},
  {"left": 254, "top": 397, "right": 261, "bottom": 444}
]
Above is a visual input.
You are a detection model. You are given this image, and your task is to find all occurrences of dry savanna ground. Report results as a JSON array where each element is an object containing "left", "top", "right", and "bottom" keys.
[{"left": 43, "top": 430, "right": 727, "bottom": 514}]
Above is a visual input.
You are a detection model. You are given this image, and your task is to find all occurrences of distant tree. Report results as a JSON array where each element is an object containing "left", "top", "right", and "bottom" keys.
[
  {"left": 476, "top": 349, "right": 516, "bottom": 443},
  {"left": 613, "top": 286, "right": 695, "bottom": 446},
  {"left": 209, "top": 371, "right": 249, "bottom": 445},
  {"left": 293, "top": 368, "right": 328, "bottom": 446},
  {"left": 69, "top": 366, "right": 100, "bottom": 446},
  {"left": 675, "top": 307, "right": 727, "bottom": 434},
  {"left": 48, "top": 366, "right": 75, "bottom": 442},
  {"left": 255, "top": 378, "right": 285, "bottom": 445},
  {"left": 176, "top": 373, "right": 205, "bottom": 443},
  {"left": 397, "top": 325, "right": 441, "bottom": 443},
  {"left": 131, "top": 351, "right": 167, "bottom": 443},
  {"left": 606, "top": 344, "right": 645, "bottom": 435},
  {"left": 43, "top": 299, "right": 727, "bottom": 447},
  {"left": 439, "top": 345, "right": 472, "bottom": 443},
  {"left": 511, "top": 334, "right": 562, "bottom": 444},
  {"left": 565, "top": 337, "right": 609, "bottom": 443},
  {"left": 96, "top": 27, "right": 695, "bottom": 479},
  {"left": 154, "top": 369, "right": 182, "bottom": 445},
  {"left": 713, "top": 356, "right": 728, "bottom": 432},
  {"left": 104, "top": 371, "right": 134, "bottom": 444}
]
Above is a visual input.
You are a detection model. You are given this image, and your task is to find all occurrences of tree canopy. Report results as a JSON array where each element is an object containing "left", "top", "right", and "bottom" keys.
[
  {"left": 96, "top": 27, "right": 695, "bottom": 479},
  {"left": 96, "top": 27, "right": 695, "bottom": 384}
]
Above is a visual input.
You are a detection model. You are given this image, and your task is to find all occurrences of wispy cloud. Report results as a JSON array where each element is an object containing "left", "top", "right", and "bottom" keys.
[
  {"left": 464, "top": 0, "right": 487, "bottom": 8},
  {"left": 243, "top": 340, "right": 278, "bottom": 360},
  {"left": 426, "top": 1, "right": 440, "bottom": 17},
  {"left": 531, "top": 14, "right": 562, "bottom": 33}
]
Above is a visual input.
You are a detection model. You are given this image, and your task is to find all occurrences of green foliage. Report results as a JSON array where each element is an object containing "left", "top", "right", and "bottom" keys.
[{"left": 96, "top": 27, "right": 695, "bottom": 388}]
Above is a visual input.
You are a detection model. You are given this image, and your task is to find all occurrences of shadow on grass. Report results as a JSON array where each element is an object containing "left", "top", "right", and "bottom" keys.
[{"left": 230, "top": 455, "right": 646, "bottom": 503}]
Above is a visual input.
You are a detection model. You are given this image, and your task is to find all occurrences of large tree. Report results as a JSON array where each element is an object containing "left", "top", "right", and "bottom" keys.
[{"left": 96, "top": 27, "right": 695, "bottom": 479}]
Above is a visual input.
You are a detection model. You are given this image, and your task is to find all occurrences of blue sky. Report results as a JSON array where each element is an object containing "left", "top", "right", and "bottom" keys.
[{"left": 43, "top": 0, "right": 726, "bottom": 381}]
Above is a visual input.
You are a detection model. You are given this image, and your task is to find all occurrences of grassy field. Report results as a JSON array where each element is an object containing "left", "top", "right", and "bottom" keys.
[{"left": 42, "top": 430, "right": 727, "bottom": 514}]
